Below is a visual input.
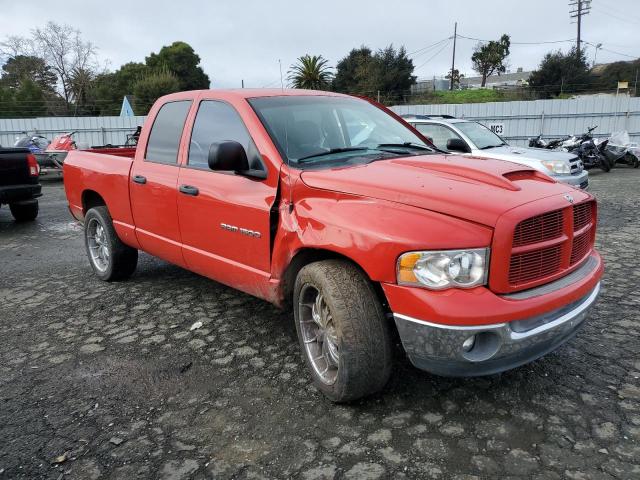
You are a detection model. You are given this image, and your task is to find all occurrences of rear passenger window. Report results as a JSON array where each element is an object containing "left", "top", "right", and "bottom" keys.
[
  {"left": 145, "top": 101, "right": 191, "bottom": 164},
  {"left": 188, "top": 101, "right": 264, "bottom": 171}
]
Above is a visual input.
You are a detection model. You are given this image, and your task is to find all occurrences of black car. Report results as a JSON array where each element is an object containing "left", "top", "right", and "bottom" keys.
[{"left": 0, "top": 147, "right": 42, "bottom": 221}]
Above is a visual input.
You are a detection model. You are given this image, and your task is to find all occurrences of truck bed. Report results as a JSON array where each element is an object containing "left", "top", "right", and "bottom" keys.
[{"left": 63, "top": 150, "right": 136, "bottom": 244}]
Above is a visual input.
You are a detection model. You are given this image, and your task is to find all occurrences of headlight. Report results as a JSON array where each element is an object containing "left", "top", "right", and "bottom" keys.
[
  {"left": 397, "top": 248, "right": 490, "bottom": 290},
  {"left": 540, "top": 160, "right": 571, "bottom": 175}
]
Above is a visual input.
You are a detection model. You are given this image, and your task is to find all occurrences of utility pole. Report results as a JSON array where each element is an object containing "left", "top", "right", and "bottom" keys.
[
  {"left": 569, "top": 0, "right": 591, "bottom": 58},
  {"left": 450, "top": 22, "right": 457, "bottom": 91}
]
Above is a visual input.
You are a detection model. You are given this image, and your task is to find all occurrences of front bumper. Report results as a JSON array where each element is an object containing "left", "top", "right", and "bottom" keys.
[
  {"left": 394, "top": 283, "right": 600, "bottom": 376},
  {"left": 555, "top": 170, "right": 589, "bottom": 189}
]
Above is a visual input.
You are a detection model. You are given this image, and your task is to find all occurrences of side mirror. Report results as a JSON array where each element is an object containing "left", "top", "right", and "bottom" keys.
[
  {"left": 446, "top": 138, "right": 471, "bottom": 153},
  {"left": 208, "top": 141, "right": 250, "bottom": 172}
]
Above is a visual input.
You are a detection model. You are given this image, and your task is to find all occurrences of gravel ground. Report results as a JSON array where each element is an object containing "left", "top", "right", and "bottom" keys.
[{"left": 0, "top": 169, "right": 638, "bottom": 480}]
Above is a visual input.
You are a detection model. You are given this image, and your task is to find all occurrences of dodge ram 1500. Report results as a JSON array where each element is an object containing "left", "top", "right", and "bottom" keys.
[{"left": 63, "top": 89, "right": 603, "bottom": 402}]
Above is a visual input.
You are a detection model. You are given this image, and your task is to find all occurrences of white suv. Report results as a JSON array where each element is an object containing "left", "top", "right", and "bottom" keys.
[{"left": 403, "top": 115, "right": 589, "bottom": 189}]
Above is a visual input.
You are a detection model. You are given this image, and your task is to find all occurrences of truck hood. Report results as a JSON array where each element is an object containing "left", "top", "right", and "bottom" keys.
[
  {"left": 300, "top": 154, "right": 575, "bottom": 227},
  {"left": 470, "top": 145, "right": 578, "bottom": 171}
]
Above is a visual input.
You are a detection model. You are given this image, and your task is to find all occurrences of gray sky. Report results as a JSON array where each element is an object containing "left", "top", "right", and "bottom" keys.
[{"left": 1, "top": 0, "right": 638, "bottom": 88}]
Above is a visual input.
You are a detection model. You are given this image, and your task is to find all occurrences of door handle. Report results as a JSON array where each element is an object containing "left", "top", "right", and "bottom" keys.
[
  {"left": 179, "top": 184, "right": 199, "bottom": 196},
  {"left": 132, "top": 175, "right": 147, "bottom": 184}
]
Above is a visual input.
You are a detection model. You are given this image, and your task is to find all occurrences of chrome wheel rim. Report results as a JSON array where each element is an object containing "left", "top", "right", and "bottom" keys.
[
  {"left": 299, "top": 285, "right": 340, "bottom": 385},
  {"left": 87, "top": 218, "right": 109, "bottom": 272}
]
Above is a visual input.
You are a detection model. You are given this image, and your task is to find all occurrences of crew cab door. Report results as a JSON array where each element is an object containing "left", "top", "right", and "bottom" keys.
[
  {"left": 176, "top": 100, "right": 275, "bottom": 293},
  {"left": 130, "top": 100, "right": 192, "bottom": 267}
]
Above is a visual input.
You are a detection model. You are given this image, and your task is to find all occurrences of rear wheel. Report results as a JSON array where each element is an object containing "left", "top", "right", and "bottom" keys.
[
  {"left": 10, "top": 200, "right": 38, "bottom": 222},
  {"left": 293, "top": 260, "right": 393, "bottom": 402},
  {"left": 599, "top": 155, "right": 611, "bottom": 172},
  {"left": 84, "top": 206, "right": 138, "bottom": 281}
]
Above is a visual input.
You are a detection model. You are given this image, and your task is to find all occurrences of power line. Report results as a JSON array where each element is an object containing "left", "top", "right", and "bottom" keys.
[
  {"left": 583, "top": 41, "right": 638, "bottom": 59},
  {"left": 457, "top": 34, "right": 574, "bottom": 45},
  {"left": 597, "top": 0, "right": 640, "bottom": 24},
  {"left": 591, "top": 6, "right": 640, "bottom": 26},
  {"left": 414, "top": 40, "right": 452, "bottom": 70},
  {"left": 407, "top": 37, "right": 452, "bottom": 57}
]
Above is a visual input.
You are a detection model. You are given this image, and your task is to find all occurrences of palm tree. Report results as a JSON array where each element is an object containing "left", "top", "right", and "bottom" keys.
[
  {"left": 287, "top": 55, "right": 333, "bottom": 90},
  {"left": 69, "top": 67, "right": 95, "bottom": 114}
]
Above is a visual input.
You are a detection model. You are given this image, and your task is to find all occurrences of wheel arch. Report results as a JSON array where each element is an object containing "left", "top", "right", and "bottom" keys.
[
  {"left": 280, "top": 247, "right": 390, "bottom": 313},
  {"left": 81, "top": 189, "right": 106, "bottom": 213}
]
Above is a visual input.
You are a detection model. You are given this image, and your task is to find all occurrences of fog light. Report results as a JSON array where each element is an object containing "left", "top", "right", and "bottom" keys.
[{"left": 462, "top": 335, "right": 476, "bottom": 352}]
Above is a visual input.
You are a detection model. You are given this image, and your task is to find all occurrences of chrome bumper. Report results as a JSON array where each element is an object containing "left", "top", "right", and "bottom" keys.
[
  {"left": 393, "top": 282, "right": 601, "bottom": 376},
  {"left": 555, "top": 170, "right": 589, "bottom": 189}
]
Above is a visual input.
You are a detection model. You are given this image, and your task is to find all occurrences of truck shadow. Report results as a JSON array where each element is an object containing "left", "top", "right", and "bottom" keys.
[{"left": 127, "top": 253, "right": 592, "bottom": 408}]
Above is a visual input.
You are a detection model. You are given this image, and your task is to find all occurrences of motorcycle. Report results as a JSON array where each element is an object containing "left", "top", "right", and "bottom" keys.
[
  {"left": 528, "top": 134, "right": 569, "bottom": 150},
  {"left": 597, "top": 131, "right": 640, "bottom": 168},
  {"left": 559, "top": 126, "right": 611, "bottom": 173}
]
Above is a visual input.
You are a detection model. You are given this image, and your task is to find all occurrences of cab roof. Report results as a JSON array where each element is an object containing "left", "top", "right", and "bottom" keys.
[{"left": 159, "top": 88, "right": 351, "bottom": 103}]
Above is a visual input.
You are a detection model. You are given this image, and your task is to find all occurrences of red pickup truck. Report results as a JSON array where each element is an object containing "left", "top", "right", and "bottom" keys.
[{"left": 64, "top": 89, "right": 603, "bottom": 402}]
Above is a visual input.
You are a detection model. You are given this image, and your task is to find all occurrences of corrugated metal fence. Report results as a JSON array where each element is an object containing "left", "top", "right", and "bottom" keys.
[
  {"left": 391, "top": 95, "right": 640, "bottom": 146},
  {"left": 1, "top": 95, "right": 638, "bottom": 149},
  {"left": 0, "top": 116, "right": 146, "bottom": 148}
]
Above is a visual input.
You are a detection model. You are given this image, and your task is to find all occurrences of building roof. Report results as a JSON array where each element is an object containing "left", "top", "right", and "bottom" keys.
[{"left": 461, "top": 70, "right": 531, "bottom": 86}]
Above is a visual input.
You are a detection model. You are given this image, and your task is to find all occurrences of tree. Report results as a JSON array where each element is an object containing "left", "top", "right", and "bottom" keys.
[
  {"left": 471, "top": 34, "right": 511, "bottom": 87},
  {"left": 333, "top": 45, "right": 416, "bottom": 103},
  {"left": 0, "top": 55, "right": 57, "bottom": 92},
  {"left": 1, "top": 22, "right": 99, "bottom": 115},
  {"left": 287, "top": 55, "right": 332, "bottom": 89},
  {"left": 133, "top": 68, "right": 180, "bottom": 114},
  {"left": 0, "top": 79, "right": 47, "bottom": 118},
  {"left": 529, "top": 47, "right": 592, "bottom": 98},
  {"left": 592, "top": 59, "right": 640, "bottom": 95},
  {"left": 89, "top": 62, "right": 148, "bottom": 115},
  {"left": 445, "top": 68, "right": 464, "bottom": 89},
  {"left": 374, "top": 45, "right": 416, "bottom": 102},
  {"left": 0, "top": 86, "right": 15, "bottom": 117},
  {"left": 69, "top": 67, "right": 95, "bottom": 114},
  {"left": 145, "top": 41, "right": 209, "bottom": 90},
  {"left": 333, "top": 47, "right": 374, "bottom": 94},
  {"left": 30, "top": 22, "right": 98, "bottom": 110},
  {"left": 14, "top": 79, "right": 47, "bottom": 117}
]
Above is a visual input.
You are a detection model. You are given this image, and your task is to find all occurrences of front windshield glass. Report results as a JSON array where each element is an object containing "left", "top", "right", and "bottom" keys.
[
  {"left": 456, "top": 122, "right": 506, "bottom": 150},
  {"left": 248, "top": 95, "right": 433, "bottom": 168}
]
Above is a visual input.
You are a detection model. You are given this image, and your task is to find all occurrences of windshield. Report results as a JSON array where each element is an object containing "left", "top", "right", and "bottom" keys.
[
  {"left": 248, "top": 96, "right": 433, "bottom": 168},
  {"left": 456, "top": 122, "right": 506, "bottom": 150}
]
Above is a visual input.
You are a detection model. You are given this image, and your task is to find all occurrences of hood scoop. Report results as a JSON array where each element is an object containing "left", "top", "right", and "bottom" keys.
[
  {"left": 392, "top": 158, "right": 527, "bottom": 191},
  {"left": 503, "top": 170, "right": 555, "bottom": 184}
]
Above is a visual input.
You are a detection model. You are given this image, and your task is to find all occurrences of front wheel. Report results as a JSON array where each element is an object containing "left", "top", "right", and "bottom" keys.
[
  {"left": 293, "top": 260, "right": 393, "bottom": 402},
  {"left": 600, "top": 156, "right": 611, "bottom": 172},
  {"left": 10, "top": 200, "right": 38, "bottom": 221},
  {"left": 84, "top": 206, "right": 138, "bottom": 281}
]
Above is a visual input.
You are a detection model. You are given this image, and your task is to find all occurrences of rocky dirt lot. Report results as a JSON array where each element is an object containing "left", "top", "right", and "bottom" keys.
[{"left": 0, "top": 169, "right": 639, "bottom": 480}]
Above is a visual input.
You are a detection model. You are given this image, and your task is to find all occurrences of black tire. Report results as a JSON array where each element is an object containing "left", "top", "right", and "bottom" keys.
[
  {"left": 293, "top": 259, "right": 393, "bottom": 402},
  {"left": 599, "top": 156, "right": 611, "bottom": 172},
  {"left": 10, "top": 200, "right": 38, "bottom": 221},
  {"left": 84, "top": 206, "right": 138, "bottom": 281}
]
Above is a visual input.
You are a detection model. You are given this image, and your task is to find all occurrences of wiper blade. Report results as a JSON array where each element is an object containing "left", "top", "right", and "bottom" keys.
[
  {"left": 297, "top": 147, "right": 371, "bottom": 163},
  {"left": 376, "top": 142, "right": 432, "bottom": 151},
  {"left": 479, "top": 143, "right": 506, "bottom": 150}
]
